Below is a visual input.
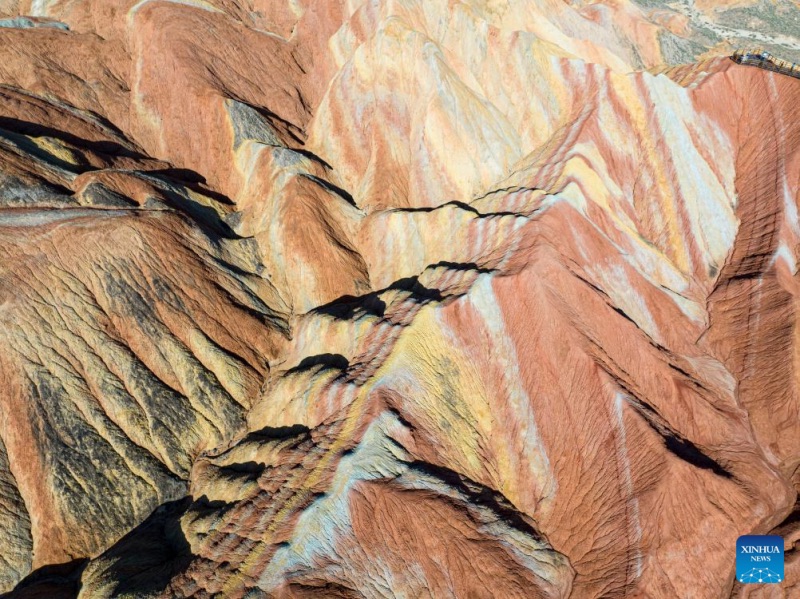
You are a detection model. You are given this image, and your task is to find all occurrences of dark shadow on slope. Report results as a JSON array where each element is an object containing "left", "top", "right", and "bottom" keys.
[
  {"left": 300, "top": 173, "right": 357, "bottom": 207},
  {"left": 314, "top": 264, "right": 495, "bottom": 322},
  {"left": 0, "top": 116, "right": 238, "bottom": 227},
  {"left": 293, "top": 149, "right": 332, "bottom": 170},
  {"left": 0, "top": 117, "right": 147, "bottom": 160},
  {"left": 388, "top": 276, "right": 444, "bottom": 301},
  {"left": 146, "top": 168, "right": 235, "bottom": 206},
  {"left": 407, "top": 460, "right": 544, "bottom": 541},
  {"left": 431, "top": 260, "right": 494, "bottom": 275},
  {"left": 315, "top": 293, "right": 387, "bottom": 321},
  {"left": 624, "top": 396, "right": 733, "bottom": 478},
  {"left": 388, "top": 199, "right": 482, "bottom": 215},
  {"left": 2, "top": 559, "right": 87, "bottom": 599},
  {"left": 103, "top": 499, "right": 189, "bottom": 595},
  {"left": 136, "top": 179, "right": 238, "bottom": 240},
  {"left": 83, "top": 498, "right": 193, "bottom": 598},
  {"left": 286, "top": 353, "right": 350, "bottom": 375},
  {"left": 387, "top": 197, "right": 535, "bottom": 217},
  {"left": 218, "top": 461, "right": 266, "bottom": 480},
  {"left": 244, "top": 102, "right": 306, "bottom": 145},
  {"left": 245, "top": 423, "right": 311, "bottom": 442}
]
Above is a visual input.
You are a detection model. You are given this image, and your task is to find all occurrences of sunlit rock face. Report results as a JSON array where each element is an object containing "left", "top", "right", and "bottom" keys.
[{"left": 1, "top": 0, "right": 799, "bottom": 597}]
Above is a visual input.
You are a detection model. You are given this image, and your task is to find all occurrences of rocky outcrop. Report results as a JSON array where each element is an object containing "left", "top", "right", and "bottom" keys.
[{"left": 0, "top": 1, "right": 799, "bottom": 598}]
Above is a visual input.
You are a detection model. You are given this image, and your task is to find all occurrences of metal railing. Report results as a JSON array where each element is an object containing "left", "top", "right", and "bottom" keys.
[{"left": 731, "top": 49, "right": 800, "bottom": 79}]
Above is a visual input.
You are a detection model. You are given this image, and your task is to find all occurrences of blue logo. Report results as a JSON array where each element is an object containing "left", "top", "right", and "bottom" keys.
[{"left": 736, "top": 535, "right": 784, "bottom": 584}]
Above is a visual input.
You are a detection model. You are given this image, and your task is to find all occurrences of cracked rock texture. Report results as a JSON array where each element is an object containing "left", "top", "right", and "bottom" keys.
[{"left": 0, "top": 0, "right": 799, "bottom": 598}]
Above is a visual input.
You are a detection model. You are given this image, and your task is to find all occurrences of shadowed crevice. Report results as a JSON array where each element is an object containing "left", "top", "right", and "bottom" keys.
[
  {"left": 389, "top": 198, "right": 531, "bottom": 217},
  {"left": 623, "top": 396, "right": 733, "bottom": 479},
  {"left": 300, "top": 174, "right": 357, "bottom": 207},
  {"left": 407, "top": 461, "right": 545, "bottom": 541}
]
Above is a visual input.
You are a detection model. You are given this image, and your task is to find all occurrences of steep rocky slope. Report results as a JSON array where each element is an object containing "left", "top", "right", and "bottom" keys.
[{"left": 0, "top": 1, "right": 799, "bottom": 598}]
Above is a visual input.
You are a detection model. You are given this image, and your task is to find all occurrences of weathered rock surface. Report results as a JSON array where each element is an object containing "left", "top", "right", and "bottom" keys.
[{"left": 0, "top": 1, "right": 799, "bottom": 598}]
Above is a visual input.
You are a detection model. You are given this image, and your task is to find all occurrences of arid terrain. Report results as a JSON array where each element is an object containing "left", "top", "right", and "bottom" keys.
[{"left": 0, "top": 0, "right": 799, "bottom": 597}]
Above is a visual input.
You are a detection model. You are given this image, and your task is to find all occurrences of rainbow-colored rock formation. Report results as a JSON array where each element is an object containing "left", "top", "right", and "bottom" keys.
[{"left": 0, "top": 1, "right": 799, "bottom": 597}]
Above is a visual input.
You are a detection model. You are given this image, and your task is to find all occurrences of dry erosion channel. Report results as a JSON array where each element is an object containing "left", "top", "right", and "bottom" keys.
[{"left": 0, "top": 0, "right": 799, "bottom": 597}]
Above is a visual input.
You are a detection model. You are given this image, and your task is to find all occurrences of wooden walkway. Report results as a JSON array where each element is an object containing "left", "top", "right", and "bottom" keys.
[{"left": 732, "top": 49, "right": 800, "bottom": 79}]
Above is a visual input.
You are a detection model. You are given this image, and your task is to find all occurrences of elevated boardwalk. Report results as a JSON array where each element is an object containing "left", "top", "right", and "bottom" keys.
[{"left": 732, "top": 49, "right": 800, "bottom": 79}]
